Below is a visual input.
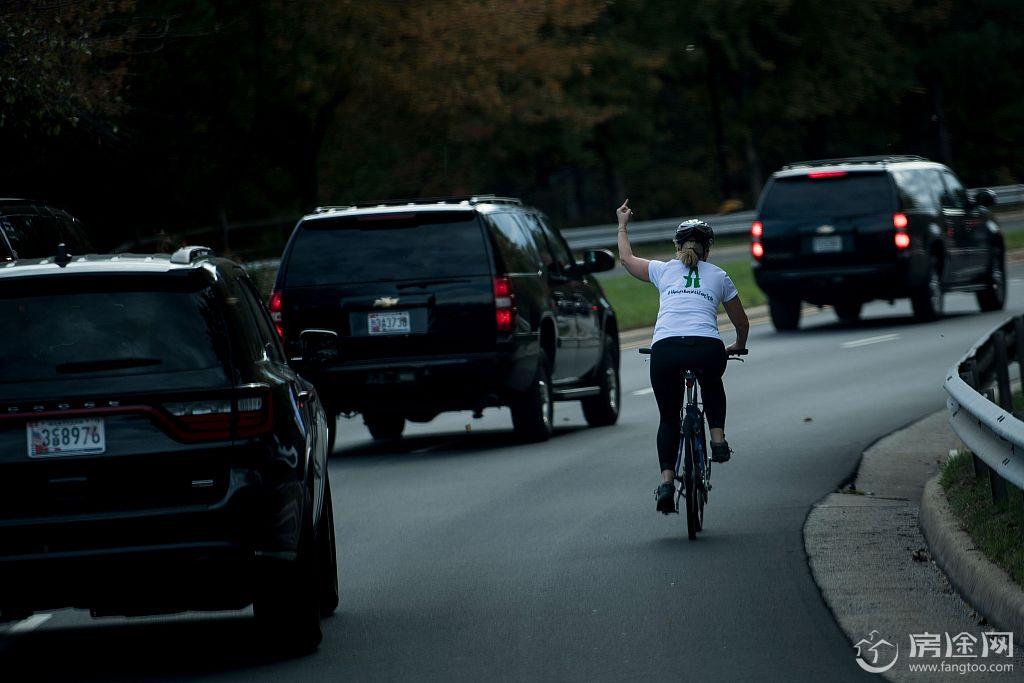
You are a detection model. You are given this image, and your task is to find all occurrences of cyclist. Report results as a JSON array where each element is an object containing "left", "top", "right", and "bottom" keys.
[{"left": 615, "top": 199, "right": 750, "bottom": 513}]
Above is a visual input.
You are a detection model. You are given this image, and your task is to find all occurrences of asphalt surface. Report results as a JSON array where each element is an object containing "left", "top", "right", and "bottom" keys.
[{"left": 3, "top": 266, "right": 1024, "bottom": 681}]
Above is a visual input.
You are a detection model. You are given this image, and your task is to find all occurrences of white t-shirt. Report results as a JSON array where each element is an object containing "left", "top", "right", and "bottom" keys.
[{"left": 648, "top": 259, "right": 738, "bottom": 344}]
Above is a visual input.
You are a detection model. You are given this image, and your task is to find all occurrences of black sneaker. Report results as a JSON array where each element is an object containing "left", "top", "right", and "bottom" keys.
[
  {"left": 710, "top": 440, "right": 732, "bottom": 463},
  {"left": 655, "top": 482, "right": 676, "bottom": 514}
]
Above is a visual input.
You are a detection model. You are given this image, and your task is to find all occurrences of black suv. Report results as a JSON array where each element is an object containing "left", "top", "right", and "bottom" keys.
[
  {"left": 1, "top": 198, "right": 93, "bottom": 261},
  {"left": 750, "top": 156, "right": 1005, "bottom": 329},
  {"left": 272, "top": 195, "right": 620, "bottom": 442},
  {"left": 0, "top": 246, "right": 337, "bottom": 652}
]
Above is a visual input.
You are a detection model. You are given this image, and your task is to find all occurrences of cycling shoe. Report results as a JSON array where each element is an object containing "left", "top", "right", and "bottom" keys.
[
  {"left": 711, "top": 440, "right": 732, "bottom": 463},
  {"left": 655, "top": 482, "right": 676, "bottom": 514}
]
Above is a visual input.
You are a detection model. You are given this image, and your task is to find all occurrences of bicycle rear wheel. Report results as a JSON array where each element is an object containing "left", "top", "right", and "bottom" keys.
[{"left": 683, "top": 433, "right": 699, "bottom": 540}]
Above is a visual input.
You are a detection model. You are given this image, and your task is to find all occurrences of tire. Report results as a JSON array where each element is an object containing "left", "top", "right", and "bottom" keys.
[
  {"left": 768, "top": 297, "right": 801, "bottom": 331},
  {"left": 912, "top": 254, "right": 944, "bottom": 322},
  {"left": 833, "top": 301, "right": 862, "bottom": 323},
  {"left": 318, "top": 475, "right": 339, "bottom": 616},
  {"left": 364, "top": 412, "right": 405, "bottom": 440},
  {"left": 254, "top": 510, "right": 322, "bottom": 654},
  {"left": 683, "top": 434, "right": 699, "bottom": 541},
  {"left": 977, "top": 251, "right": 1007, "bottom": 312},
  {"left": 581, "top": 338, "right": 620, "bottom": 427},
  {"left": 511, "top": 353, "right": 553, "bottom": 442}
]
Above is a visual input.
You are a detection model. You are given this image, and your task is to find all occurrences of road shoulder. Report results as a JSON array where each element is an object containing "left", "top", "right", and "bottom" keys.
[{"left": 804, "top": 410, "right": 1024, "bottom": 680}]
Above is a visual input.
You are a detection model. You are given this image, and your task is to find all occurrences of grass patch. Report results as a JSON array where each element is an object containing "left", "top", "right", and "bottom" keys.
[
  {"left": 940, "top": 451, "right": 1024, "bottom": 586},
  {"left": 597, "top": 257, "right": 765, "bottom": 331},
  {"left": 1003, "top": 230, "right": 1024, "bottom": 251}
]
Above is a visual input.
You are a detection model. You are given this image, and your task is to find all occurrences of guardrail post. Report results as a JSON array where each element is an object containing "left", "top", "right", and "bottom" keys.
[
  {"left": 1016, "top": 317, "right": 1024, "bottom": 391},
  {"left": 993, "top": 330, "right": 1013, "bottom": 412},
  {"left": 990, "top": 469, "right": 1009, "bottom": 506}
]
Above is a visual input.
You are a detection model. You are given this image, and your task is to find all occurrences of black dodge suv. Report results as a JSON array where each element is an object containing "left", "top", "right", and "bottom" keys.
[
  {"left": 0, "top": 246, "right": 337, "bottom": 652},
  {"left": 272, "top": 195, "right": 620, "bottom": 442},
  {"left": 751, "top": 156, "right": 1005, "bottom": 329}
]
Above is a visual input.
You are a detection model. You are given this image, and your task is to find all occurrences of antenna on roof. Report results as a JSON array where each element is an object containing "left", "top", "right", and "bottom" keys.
[
  {"left": 170, "top": 245, "right": 214, "bottom": 264},
  {"left": 54, "top": 243, "right": 71, "bottom": 268}
]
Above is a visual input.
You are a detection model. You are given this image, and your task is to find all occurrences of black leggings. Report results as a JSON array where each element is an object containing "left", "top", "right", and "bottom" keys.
[{"left": 650, "top": 336, "right": 728, "bottom": 472}]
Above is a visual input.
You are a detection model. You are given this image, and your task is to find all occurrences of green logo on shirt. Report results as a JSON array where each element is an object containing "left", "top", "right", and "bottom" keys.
[{"left": 684, "top": 267, "right": 701, "bottom": 289}]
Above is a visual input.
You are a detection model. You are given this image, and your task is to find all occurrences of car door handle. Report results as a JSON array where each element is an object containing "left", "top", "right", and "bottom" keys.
[{"left": 297, "top": 389, "right": 312, "bottom": 401}]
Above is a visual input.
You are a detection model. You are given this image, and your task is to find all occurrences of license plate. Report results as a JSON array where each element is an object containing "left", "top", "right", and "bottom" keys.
[
  {"left": 368, "top": 311, "right": 410, "bottom": 335},
  {"left": 27, "top": 418, "right": 106, "bottom": 458},
  {"left": 812, "top": 235, "right": 843, "bottom": 253}
]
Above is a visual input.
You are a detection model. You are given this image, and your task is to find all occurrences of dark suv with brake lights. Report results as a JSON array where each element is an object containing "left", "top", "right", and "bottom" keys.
[
  {"left": 750, "top": 155, "right": 1005, "bottom": 329},
  {"left": 0, "top": 246, "right": 337, "bottom": 653},
  {"left": 272, "top": 195, "right": 620, "bottom": 442}
]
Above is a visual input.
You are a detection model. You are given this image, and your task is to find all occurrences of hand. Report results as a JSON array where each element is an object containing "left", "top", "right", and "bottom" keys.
[
  {"left": 616, "top": 199, "right": 632, "bottom": 229},
  {"left": 726, "top": 342, "right": 746, "bottom": 355}
]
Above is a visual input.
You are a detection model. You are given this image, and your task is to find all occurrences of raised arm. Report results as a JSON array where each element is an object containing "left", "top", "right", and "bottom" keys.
[
  {"left": 616, "top": 199, "right": 650, "bottom": 282},
  {"left": 723, "top": 297, "right": 750, "bottom": 352}
]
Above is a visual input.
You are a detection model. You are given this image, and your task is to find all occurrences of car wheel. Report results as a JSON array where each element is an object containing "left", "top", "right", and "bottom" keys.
[
  {"left": 768, "top": 297, "right": 801, "bottom": 331},
  {"left": 833, "top": 301, "right": 862, "bottom": 324},
  {"left": 912, "top": 254, "right": 944, "bottom": 322},
  {"left": 511, "top": 353, "right": 553, "bottom": 442},
  {"left": 254, "top": 509, "right": 323, "bottom": 654},
  {"left": 582, "top": 337, "right": 620, "bottom": 427},
  {"left": 363, "top": 412, "right": 405, "bottom": 440},
  {"left": 977, "top": 251, "right": 1006, "bottom": 312},
  {"left": 318, "top": 474, "right": 339, "bottom": 616}
]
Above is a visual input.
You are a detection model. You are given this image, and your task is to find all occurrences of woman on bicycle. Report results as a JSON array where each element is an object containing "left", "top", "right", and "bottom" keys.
[{"left": 616, "top": 199, "right": 750, "bottom": 513}]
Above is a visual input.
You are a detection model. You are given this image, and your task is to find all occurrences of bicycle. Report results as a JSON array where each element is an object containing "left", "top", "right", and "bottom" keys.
[{"left": 639, "top": 346, "right": 747, "bottom": 540}]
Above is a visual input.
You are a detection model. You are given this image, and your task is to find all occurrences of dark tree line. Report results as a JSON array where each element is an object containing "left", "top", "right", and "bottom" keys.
[{"left": 1, "top": 0, "right": 1021, "bottom": 257}]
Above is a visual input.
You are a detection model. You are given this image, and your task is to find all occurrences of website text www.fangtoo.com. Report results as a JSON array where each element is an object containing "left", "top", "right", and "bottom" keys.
[{"left": 906, "top": 662, "right": 1014, "bottom": 674}]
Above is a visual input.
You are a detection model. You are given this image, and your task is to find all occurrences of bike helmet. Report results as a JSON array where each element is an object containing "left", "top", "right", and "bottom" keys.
[{"left": 674, "top": 219, "right": 715, "bottom": 252}]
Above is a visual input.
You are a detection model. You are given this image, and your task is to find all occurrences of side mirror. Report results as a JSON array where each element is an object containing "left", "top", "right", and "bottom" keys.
[
  {"left": 972, "top": 188, "right": 996, "bottom": 208},
  {"left": 579, "top": 249, "right": 616, "bottom": 274},
  {"left": 299, "top": 329, "right": 339, "bottom": 364}
]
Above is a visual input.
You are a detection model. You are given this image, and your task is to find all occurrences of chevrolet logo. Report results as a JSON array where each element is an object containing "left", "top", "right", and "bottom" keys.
[
  {"left": 373, "top": 296, "right": 400, "bottom": 308},
  {"left": 816, "top": 224, "right": 836, "bottom": 235}
]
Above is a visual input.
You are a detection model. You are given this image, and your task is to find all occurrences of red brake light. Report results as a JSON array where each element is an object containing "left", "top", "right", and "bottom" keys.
[
  {"left": 895, "top": 233, "right": 911, "bottom": 249},
  {"left": 752, "top": 242, "right": 765, "bottom": 260},
  {"left": 893, "top": 213, "right": 909, "bottom": 230},
  {"left": 269, "top": 290, "right": 284, "bottom": 338},
  {"left": 808, "top": 171, "right": 848, "bottom": 179},
  {"left": 493, "top": 276, "right": 516, "bottom": 332},
  {"left": 751, "top": 221, "right": 763, "bottom": 238}
]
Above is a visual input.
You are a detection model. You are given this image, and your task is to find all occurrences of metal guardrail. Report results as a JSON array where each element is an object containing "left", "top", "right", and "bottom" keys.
[
  {"left": 945, "top": 315, "right": 1024, "bottom": 501},
  {"left": 562, "top": 183, "right": 1024, "bottom": 250}
]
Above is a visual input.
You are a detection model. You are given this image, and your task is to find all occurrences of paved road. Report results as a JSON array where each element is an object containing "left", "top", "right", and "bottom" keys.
[{"left": 3, "top": 270, "right": 1023, "bottom": 681}]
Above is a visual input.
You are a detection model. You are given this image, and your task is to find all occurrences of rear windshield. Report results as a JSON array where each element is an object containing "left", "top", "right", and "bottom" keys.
[
  {"left": 760, "top": 173, "right": 895, "bottom": 219},
  {"left": 285, "top": 212, "right": 490, "bottom": 286},
  {"left": 0, "top": 276, "right": 229, "bottom": 383}
]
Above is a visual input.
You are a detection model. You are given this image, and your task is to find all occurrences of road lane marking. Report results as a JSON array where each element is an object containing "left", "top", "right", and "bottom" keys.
[
  {"left": 632, "top": 387, "right": 655, "bottom": 396},
  {"left": 7, "top": 613, "right": 51, "bottom": 633},
  {"left": 840, "top": 333, "right": 900, "bottom": 349}
]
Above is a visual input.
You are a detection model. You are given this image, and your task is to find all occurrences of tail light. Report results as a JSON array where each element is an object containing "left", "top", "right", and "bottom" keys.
[
  {"left": 269, "top": 290, "right": 284, "bottom": 338},
  {"left": 161, "top": 386, "right": 272, "bottom": 442},
  {"left": 893, "top": 213, "right": 910, "bottom": 250},
  {"left": 808, "top": 171, "right": 847, "bottom": 179},
  {"left": 751, "top": 220, "right": 764, "bottom": 261},
  {"left": 494, "top": 276, "right": 517, "bottom": 332}
]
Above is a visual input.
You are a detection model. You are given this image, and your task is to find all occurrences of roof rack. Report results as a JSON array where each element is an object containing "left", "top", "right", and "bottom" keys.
[
  {"left": 170, "top": 245, "right": 214, "bottom": 264},
  {"left": 782, "top": 155, "right": 926, "bottom": 170},
  {"left": 315, "top": 195, "right": 522, "bottom": 212}
]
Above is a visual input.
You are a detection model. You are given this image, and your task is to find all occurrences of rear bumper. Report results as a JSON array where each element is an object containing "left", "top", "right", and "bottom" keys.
[
  {"left": 299, "top": 345, "right": 539, "bottom": 415},
  {"left": 0, "top": 463, "right": 306, "bottom": 614},
  {"left": 754, "top": 258, "right": 922, "bottom": 304}
]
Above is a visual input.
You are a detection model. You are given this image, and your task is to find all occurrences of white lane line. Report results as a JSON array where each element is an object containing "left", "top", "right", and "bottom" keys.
[
  {"left": 7, "top": 613, "right": 52, "bottom": 633},
  {"left": 840, "top": 333, "right": 901, "bottom": 349},
  {"left": 632, "top": 387, "right": 655, "bottom": 396}
]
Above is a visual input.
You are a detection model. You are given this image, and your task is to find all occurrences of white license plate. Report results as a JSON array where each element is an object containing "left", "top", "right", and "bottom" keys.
[
  {"left": 27, "top": 418, "right": 106, "bottom": 458},
  {"left": 812, "top": 235, "right": 843, "bottom": 253},
  {"left": 368, "top": 311, "right": 411, "bottom": 335}
]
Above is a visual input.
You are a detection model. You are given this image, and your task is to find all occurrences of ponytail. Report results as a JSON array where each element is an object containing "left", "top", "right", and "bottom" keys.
[{"left": 676, "top": 240, "right": 705, "bottom": 268}]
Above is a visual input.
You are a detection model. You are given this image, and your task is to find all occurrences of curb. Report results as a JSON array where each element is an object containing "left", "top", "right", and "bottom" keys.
[{"left": 919, "top": 475, "right": 1024, "bottom": 639}]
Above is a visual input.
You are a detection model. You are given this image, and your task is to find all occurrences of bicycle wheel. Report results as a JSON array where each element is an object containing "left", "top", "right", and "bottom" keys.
[
  {"left": 694, "top": 419, "right": 707, "bottom": 532},
  {"left": 683, "top": 431, "right": 699, "bottom": 540}
]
